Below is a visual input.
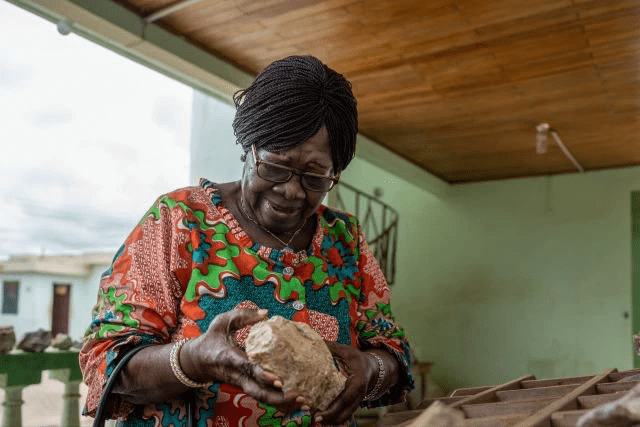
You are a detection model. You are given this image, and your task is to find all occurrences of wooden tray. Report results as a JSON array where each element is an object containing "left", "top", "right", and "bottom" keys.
[{"left": 377, "top": 368, "right": 640, "bottom": 427}]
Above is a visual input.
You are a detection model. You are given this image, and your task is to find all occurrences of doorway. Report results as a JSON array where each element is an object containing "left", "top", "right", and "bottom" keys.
[{"left": 51, "top": 283, "right": 71, "bottom": 337}]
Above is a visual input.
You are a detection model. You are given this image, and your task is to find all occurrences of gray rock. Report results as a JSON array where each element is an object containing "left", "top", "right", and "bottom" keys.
[
  {"left": 51, "top": 333, "right": 73, "bottom": 350},
  {"left": 577, "top": 382, "right": 640, "bottom": 426},
  {"left": 0, "top": 326, "right": 16, "bottom": 354},
  {"left": 245, "top": 316, "right": 346, "bottom": 411},
  {"left": 17, "top": 329, "right": 52, "bottom": 352}
]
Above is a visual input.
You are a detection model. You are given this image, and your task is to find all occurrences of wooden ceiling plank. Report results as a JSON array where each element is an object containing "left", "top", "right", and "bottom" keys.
[
  {"left": 458, "top": 0, "right": 573, "bottom": 27},
  {"left": 473, "top": 4, "right": 578, "bottom": 40},
  {"left": 271, "top": 9, "right": 356, "bottom": 40},
  {"left": 503, "top": 50, "right": 594, "bottom": 82},
  {"left": 256, "top": 0, "right": 350, "bottom": 27},
  {"left": 166, "top": 3, "right": 245, "bottom": 31},
  {"left": 489, "top": 25, "right": 589, "bottom": 64},
  {"left": 576, "top": 0, "right": 640, "bottom": 19},
  {"left": 114, "top": 0, "right": 640, "bottom": 183}
]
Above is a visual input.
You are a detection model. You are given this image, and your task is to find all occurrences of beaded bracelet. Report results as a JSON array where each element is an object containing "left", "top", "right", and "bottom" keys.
[
  {"left": 169, "top": 338, "right": 211, "bottom": 388},
  {"left": 362, "top": 353, "right": 386, "bottom": 401}
]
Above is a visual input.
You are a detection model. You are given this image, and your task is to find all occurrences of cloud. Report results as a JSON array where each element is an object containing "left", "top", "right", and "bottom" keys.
[
  {"left": 0, "top": 1, "right": 193, "bottom": 258},
  {"left": 0, "top": 62, "right": 32, "bottom": 89},
  {"left": 29, "top": 107, "right": 74, "bottom": 128}
]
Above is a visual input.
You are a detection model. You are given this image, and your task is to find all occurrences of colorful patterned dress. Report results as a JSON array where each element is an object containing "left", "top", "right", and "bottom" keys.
[{"left": 80, "top": 179, "right": 413, "bottom": 427}]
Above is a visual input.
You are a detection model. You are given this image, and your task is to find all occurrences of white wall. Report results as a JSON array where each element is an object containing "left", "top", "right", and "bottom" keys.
[
  {"left": 0, "top": 264, "right": 109, "bottom": 342},
  {"left": 342, "top": 158, "right": 640, "bottom": 391}
]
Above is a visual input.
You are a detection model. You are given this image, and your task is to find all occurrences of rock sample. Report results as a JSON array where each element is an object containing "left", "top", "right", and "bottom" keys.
[
  {"left": 17, "top": 329, "right": 52, "bottom": 352},
  {"left": 51, "top": 333, "right": 73, "bottom": 350},
  {"left": 405, "top": 401, "right": 465, "bottom": 427},
  {"left": 577, "top": 382, "right": 640, "bottom": 426},
  {"left": 0, "top": 326, "right": 16, "bottom": 354},
  {"left": 245, "top": 316, "right": 346, "bottom": 411}
]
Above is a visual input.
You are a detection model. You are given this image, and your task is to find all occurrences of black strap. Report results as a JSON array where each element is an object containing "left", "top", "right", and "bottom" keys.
[{"left": 92, "top": 343, "right": 154, "bottom": 427}]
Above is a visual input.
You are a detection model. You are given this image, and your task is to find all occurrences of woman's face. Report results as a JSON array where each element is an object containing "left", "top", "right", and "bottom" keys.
[{"left": 241, "top": 126, "right": 334, "bottom": 235}]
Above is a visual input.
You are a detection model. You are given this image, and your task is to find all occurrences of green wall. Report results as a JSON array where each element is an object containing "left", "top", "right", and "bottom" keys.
[{"left": 340, "top": 158, "right": 640, "bottom": 392}]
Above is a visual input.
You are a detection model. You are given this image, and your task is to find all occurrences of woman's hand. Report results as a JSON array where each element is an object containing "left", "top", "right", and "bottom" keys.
[
  {"left": 314, "top": 341, "right": 380, "bottom": 425},
  {"left": 179, "top": 309, "right": 305, "bottom": 413}
]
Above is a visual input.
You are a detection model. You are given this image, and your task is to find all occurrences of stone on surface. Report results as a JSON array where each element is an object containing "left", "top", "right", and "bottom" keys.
[
  {"left": 577, "top": 382, "right": 640, "bottom": 427},
  {"left": 17, "top": 329, "right": 52, "bottom": 352},
  {"left": 405, "top": 401, "right": 465, "bottom": 427},
  {"left": 0, "top": 325, "right": 16, "bottom": 354},
  {"left": 245, "top": 316, "right": 346, "bottom": 411},
  {"left": 51, "top": 333, "right": 73, "bottom": 350}
]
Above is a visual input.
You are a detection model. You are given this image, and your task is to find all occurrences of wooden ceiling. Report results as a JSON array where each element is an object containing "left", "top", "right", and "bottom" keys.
[{"left": 115, "top": 0, "right": 640, "bottom": 183}]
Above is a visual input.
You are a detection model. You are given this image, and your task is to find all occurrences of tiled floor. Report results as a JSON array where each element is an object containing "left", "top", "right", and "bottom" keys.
[{"left": 0, "top": 371, "right": 94, "bottom": 427}]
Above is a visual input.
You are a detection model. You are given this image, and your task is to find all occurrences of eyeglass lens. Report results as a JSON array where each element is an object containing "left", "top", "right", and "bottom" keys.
[{"left": 256, "top": 163, "right": 333, "bottom": 191}]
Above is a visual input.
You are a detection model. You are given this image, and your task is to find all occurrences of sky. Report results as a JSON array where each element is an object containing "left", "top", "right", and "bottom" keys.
[{"left": 0, "top": 1, "right": 193, "bottom": 259}]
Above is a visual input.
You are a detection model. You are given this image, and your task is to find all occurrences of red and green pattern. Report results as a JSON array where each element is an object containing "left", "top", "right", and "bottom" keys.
[{"left": 80, "top": 179, "right": 413, "bottom": 427}]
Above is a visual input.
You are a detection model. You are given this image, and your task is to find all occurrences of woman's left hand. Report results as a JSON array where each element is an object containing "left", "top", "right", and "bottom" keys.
[{"left": 313, "top": 341, "right": 378, "bottom": 425}]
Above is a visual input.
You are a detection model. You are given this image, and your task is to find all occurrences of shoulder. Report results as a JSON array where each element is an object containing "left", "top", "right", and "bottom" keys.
[
  {"left": 318, "top": 204, "right": 360, "bottom": 239},
  {"left": 140, "top": 182, "right": 216, "bottom": 222},
  {"left": 154, "top": 185, "right": 203, "bottom": 208}
]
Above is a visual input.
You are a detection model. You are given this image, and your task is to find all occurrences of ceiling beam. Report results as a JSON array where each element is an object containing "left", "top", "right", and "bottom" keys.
[
  {"left": 144, "top": 0, "right": 205, "bottom": 23},
  {"left": 7, "top": 0, "right": 450, "bottom": 197}
]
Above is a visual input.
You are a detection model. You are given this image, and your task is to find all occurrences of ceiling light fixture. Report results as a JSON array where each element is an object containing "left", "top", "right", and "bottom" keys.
[{"left": 535, "top": 123, "right": 584, "bottom": 173}]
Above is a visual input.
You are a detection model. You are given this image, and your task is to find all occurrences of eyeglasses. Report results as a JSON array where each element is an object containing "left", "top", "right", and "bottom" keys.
[{"left": 251, "top": 145, "right": 339, "bottom": 192}]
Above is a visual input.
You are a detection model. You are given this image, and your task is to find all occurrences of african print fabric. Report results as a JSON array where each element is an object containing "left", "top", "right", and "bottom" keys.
[{"left": 80, "top": 178, "right": 414, "bottom": 427}]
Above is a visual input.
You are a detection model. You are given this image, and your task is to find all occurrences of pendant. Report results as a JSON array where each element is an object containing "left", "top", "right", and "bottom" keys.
[{"left": 292, "top": 300, "right": 305, "bottom": 311}]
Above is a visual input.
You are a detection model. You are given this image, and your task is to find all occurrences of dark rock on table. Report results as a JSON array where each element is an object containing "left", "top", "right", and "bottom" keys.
[
  {"left": 17, "top": 329, "right": 52, "bottom": 352},
  {"left": 0, "top": 326, "right": 16, "bottom": 354}
]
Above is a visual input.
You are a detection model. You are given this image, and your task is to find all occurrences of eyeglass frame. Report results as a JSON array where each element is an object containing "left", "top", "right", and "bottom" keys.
[{"left": 251, "top": 144, "right": 340, "bottom": 192}]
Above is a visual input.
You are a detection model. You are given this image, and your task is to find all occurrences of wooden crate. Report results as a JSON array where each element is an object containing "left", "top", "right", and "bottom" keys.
[{"left": 377, "top": 368, "right": 640, "bottom": 427}]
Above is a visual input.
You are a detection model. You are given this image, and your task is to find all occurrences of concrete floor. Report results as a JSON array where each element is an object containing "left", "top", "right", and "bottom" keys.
[{"left": 0, "top": 371, "right": 93, "bottom": 427}]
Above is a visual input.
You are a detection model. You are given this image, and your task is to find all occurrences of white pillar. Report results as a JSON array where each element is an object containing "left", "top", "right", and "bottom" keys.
[
  {"left": 1, "top": 386, "right": 24, "bottom": 427},
  {"left": 190, "top": 91, "right": 243, "bottom": 186},
  {"left": 60, "top": 381, "right": 81, "bottom": 427}
]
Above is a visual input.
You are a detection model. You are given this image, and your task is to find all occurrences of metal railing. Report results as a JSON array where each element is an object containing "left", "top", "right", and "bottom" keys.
[{"left": 331, "top": 182, "right": 398, "bottom": 285}]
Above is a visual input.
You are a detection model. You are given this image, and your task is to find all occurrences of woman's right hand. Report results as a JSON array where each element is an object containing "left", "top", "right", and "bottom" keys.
[{"left": 178, "top": 309, "right": 305, "bottom": 412}]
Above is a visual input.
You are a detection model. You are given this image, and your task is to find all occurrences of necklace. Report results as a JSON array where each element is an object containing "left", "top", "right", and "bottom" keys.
[{"left": 239, "top": 196, "right": 307, "bottom": 253}]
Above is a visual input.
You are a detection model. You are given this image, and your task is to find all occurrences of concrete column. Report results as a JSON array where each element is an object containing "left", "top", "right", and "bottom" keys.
[
  {"left": 190, "top": 90, "right": 243, "bottom": 185},
  {"left": 60, "top": 381, "right": 81, "bottom": 427},
  {"left": 1, "top": 386, "right": 24, "bottom": 427}
]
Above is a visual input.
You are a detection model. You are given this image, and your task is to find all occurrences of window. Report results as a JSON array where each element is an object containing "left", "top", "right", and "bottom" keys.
[{"left": 2, "top": 281, "right": 19, "bottom": 314}]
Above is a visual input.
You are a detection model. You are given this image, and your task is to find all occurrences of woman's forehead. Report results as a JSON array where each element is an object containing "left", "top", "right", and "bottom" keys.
[{"left": 261, "top": 128, "right": 332, "bottom": 164}]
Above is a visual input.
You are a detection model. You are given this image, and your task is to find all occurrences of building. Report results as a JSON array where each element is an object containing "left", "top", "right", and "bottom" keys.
[{"left": 0, "top": 252, "right": 113, "bottom": 342}]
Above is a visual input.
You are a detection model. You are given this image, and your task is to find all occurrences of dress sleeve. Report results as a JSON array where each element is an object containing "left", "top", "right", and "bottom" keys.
[
  {"left": 354, "top": 224, "right": 415, "bottom": 408},
  {"left": 79, "top": 195, "right": 191, "bottom": 418}
]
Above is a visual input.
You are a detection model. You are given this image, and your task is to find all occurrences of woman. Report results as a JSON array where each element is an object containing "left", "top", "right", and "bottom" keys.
[{"left": 80, "top": 55, "right": 414, "bottom": 427}]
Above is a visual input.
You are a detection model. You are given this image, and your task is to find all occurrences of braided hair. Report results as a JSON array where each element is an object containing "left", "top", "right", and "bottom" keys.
[{"left": 233, "top": 55, "right": 358, "bottom": 172}]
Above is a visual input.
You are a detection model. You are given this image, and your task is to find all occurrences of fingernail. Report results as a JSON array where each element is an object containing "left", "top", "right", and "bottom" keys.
[
  {"left": 296, "top": 396, "right": 306, "bottom": 403},
  {"left": 257, "top": 309, "right": 268, "bottom": 316},
  {"left": 273, "top": 380, "right": 283, "bottom": 388},
  {"left": 315, "top": 416, "right": 323, "bottom": 423},
  {"left": 301, "top": 405, "right": 310, "bottom": 411}
]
